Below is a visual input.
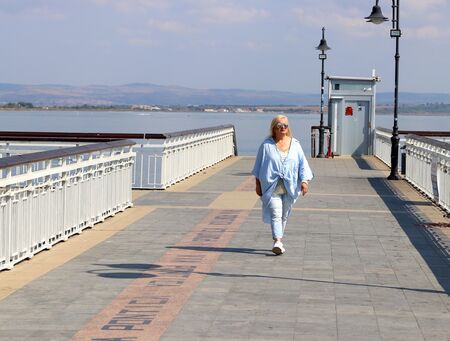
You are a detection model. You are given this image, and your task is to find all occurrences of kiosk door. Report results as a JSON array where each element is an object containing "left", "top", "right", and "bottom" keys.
[{"left": 339, "top": 101, "right": 369, "bottom": 155}]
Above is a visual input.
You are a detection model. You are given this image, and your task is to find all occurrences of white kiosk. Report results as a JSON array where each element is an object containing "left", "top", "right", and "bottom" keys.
[{"left": 327, "top": 72, "right": 380, "bottom": 156}]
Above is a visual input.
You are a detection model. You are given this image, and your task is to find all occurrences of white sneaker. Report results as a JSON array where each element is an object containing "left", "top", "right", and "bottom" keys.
[{"left": 272, "top": 241, "right": 285, "bottom": 255}]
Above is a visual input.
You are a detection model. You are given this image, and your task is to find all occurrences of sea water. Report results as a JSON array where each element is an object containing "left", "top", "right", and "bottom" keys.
[{"left": 0, "top": 110, "right": 449, "bottom": 156}]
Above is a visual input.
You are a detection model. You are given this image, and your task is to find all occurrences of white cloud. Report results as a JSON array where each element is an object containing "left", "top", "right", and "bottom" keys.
[
  {"left": 0, "top": 0, "right": 64, "bottom": 19},
  {"left": 195, "top": 5, "right": 269, "bottom": 24},
  {"left": 29, "top": 7, "right": 65, "bottom": 20},
  {"left": 404, "top": 0, "right": 448, "bottom": 12},
  {"left": 292, "top": 2, "right": 450, "bottom": 40},
  {"left": 93, "top": 0, "right": 169, "bottom": 13},
  {"left": 408, "top": 25, "right": 450, "bottom": 39},
  {"left": 148, "top": 19, "right": 190, "bottom": 34},
  {"left": 0, "top": 0, "right": 42, "bottom": 14},
  {"left": 399, "top": 0, "right": 449, "bottom": 26},
  {"left": 398, "top": 0, "right": 450, "bottom": 40},
  {"left": 93, "top": 0, "right": 270, "bottom": 27},
  {"left": 243, "top": 41, "right": 272, "bottom": 50},
  {"left": 127, "top": 37, "right": 159, "bottom": 47},
  {"left": 293, "top": 7, "right": 372, "bottom": 37},
  {"left": 116, "top": 27, "right": 160, "bottom": 47}
]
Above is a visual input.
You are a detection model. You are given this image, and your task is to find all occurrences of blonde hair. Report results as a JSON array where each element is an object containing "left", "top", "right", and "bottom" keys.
[{"left": 270, "top": 114, "right": 292, "bottom": 138}]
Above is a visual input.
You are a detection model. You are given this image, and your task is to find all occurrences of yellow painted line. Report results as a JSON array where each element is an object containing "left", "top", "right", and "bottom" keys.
[
  {"left": 149, "top": 205, "right": 212, "bottom": 210},
  {"left": 135, "top": 204, "right": 401, "bottom": 215},
  {"left": 0, "top": 206, "right": 155, "bottom": 301},
  {"left": 166, "top": 156, "right": 241, "bottom": 192},
  {"left": 310, "top": 193, "right": 394, "bottom": 197},
  {"left": 208, "top": 191, "right": 260, "bottom": 210},
  {"left": 162, "top": 191, "right": 396, "bottom": 198},
  {"left": 291, "top": 207, "right": 402, "bottom": 214}
]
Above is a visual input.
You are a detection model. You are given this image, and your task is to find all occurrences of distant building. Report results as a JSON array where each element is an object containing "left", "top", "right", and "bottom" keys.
[{"left": 131, "top": 105, "right": 161, "bottom": 111}]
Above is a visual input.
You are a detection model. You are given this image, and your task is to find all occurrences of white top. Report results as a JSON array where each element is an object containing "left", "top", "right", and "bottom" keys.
[{"left": 273, "top": 149, "right": 288, "bottom": 195}]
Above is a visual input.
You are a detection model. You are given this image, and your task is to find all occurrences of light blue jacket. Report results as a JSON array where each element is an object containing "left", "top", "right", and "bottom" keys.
[{"left": 252, "top": 136, "right": 313, "bottom": 223}]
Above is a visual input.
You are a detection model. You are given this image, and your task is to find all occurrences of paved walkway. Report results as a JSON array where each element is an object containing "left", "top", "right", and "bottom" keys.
[{"left": 0, "top": 156, "right": 450, "bottom": 340}]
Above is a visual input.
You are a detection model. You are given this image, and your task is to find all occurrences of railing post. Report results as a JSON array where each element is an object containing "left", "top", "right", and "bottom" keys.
[
  {"left": 5, "top": 167, "right": 12, "bottom": 270},
  {"left": 26, "top": 163, "right": 33, "bottom": 257}
]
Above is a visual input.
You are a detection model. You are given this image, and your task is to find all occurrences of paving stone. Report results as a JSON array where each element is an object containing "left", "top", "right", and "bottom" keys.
[{"left": 1, "top": 156, "right": 450, "bottom": 340}]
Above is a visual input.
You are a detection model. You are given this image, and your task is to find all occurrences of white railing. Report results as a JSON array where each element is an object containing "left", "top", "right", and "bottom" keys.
[
  {"left": 0, "top": 140, "right": 135, "bottom": 271},
  {"left": 405, "top": 135, "right": 450, "bottom": 214},
  {"left": 0, "top": 125, "right": 237, "bottom": 189},
  {"left": 158, "top": 126, "right": 236, "bottom": 188},
  {"left": 375, "top": 128, "right": 394, "bottom": 167},
  {"left": 375, "top": 128, "right": 450, "bottom": 171}
]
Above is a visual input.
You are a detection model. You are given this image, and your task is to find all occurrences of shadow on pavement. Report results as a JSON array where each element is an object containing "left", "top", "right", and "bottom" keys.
[
  {"left": 85, "top": 262, "right": 446, "bottom": 294},
  {"left": 352, "top": 157, "right": 374, "bottom": 170},
  {"left": 367, "top": 176, "right": 450, "bottom": 295},
  {"left": 353, "top": 154, "right": 450, "bottom": 294},
  {"left": 166, "top": 245, "right": 274, "bottom": 256},
  {"left": 232, "top": 172, "right": 253, "bottom": 176},
  {"left": 87, "top": 263, "right": 161, "bottom": 279},
  {"left": 195, "top": 271, "right": 446, "bottom": 294}
]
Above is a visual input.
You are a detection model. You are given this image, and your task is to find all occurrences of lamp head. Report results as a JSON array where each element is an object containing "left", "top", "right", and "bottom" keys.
[
  {"left": 316, "top": 27, "right": 331, "bottom": 52},
  {"left": 316, "top": 39, "right": 331, "bottom": 51},
  {"left": 365, "top": 1, "right": 388, "bottom": 24}
]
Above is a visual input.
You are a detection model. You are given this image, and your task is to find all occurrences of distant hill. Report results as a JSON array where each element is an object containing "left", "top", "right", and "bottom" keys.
[
  {"left": 377, "top": 92, "right": 450, "bottom": 105},
  {"left": 0, "top": 83, "right": 449, "bottom": 106}
]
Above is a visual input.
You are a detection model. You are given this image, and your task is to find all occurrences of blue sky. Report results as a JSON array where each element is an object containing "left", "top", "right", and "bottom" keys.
[{"left": 0, "top": 0, "right": 449, "bottom": 93}]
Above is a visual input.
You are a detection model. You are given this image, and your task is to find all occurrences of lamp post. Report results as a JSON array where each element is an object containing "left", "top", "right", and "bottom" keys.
[
  {"left": 316, "top": 27, "right": 331, "bottom": 158},
  {"left": 366, "top": 0, "right": 401, "bottom": 179}
]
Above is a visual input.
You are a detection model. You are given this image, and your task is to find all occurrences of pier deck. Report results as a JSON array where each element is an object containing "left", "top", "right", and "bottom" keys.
[{"left": 1, "top": 156, "right": 450, "bottom": 340}]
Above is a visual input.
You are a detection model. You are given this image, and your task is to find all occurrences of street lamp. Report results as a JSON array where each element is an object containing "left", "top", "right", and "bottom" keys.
[
  {"left": 316, "top": 27, "right": 331, "bottom": 158},
  {"left": 366, "top": 0, "right": 401, "bottom": 179}
]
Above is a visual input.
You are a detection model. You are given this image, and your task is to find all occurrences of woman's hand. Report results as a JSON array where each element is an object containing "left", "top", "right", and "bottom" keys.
[
  {"left": 255, "top": 178, "right": 262, "bottom": 197},
  {"left": 301, "top": 182, "right": 308, "bottom": 196}
]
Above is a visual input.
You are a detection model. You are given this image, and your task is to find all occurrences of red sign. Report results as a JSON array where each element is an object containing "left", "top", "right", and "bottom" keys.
[{"left": 345, "top": 106, "right": 353, "bottom": 116}]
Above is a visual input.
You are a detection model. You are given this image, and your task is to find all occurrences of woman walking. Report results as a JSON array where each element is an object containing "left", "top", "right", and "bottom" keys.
[{"left": 252, "top": 115, "right": 313, "bottom": 255}]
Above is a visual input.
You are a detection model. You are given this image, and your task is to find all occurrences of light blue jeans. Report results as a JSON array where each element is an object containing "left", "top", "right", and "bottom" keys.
[{"left": 268, "top": 193, "right": 290, "bottom": 239}]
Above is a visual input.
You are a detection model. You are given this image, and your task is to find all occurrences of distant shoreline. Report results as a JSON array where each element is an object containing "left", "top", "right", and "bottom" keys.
[{"left": 0, "top": 106, "right": 449, "bottom": 116}]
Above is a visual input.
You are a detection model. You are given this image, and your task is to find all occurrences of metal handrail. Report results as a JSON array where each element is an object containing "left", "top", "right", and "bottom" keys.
[
  {"left": 0, "top": 124, "right": 236, "bottom": 142},
  {"left": 0, "top": 140, "right": 135, "bottom": 168},
  {"left": 376, "top": 127, "right": 450, "bottom": 137}
]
